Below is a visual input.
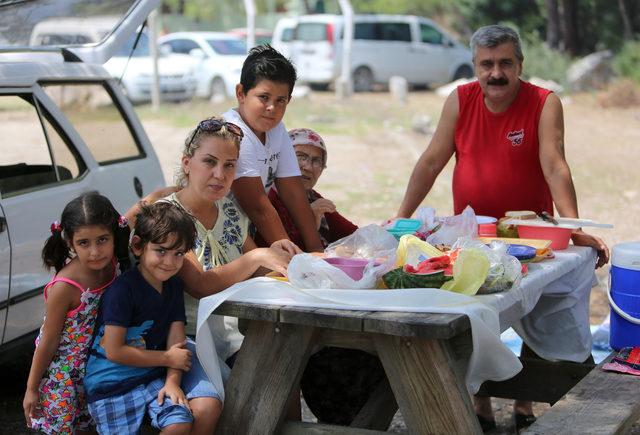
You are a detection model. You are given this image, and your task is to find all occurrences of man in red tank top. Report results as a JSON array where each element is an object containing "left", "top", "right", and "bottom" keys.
[{"left": 395, "top": 24, "right": 608, "bottom": 431}]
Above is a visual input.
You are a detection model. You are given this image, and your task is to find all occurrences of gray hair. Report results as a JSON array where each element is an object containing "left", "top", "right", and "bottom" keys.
[{"left": 470, "top": 25, "right": 524, "bottom": 63}]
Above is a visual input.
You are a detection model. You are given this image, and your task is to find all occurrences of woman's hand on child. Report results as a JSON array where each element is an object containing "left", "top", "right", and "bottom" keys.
[
  {"left": 157, "top": 382, "right": 190, "bottom": 411},
  {"left": 164, "top": 340, "right": 192, "bottom": 371},
  {"left": 143, "top": 185, "right": 181, "bottom": 205},
  {"left": 271, "top": 239, "right": 302, "bottom": 257},
  {"left": 23, "top": 387, "right": 39, "bottom": 427},
  {"left": 310, "top": 198, "right": 336, "bottom": 229}
]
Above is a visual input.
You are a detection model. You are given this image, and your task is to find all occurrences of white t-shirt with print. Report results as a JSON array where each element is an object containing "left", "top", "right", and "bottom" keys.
[{"left": 223, "top": 108, "right": 300, "bottom": 192}]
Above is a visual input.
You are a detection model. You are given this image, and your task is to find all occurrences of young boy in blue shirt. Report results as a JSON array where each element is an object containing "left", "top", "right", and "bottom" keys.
[
  {"left": 223, "top": 45, "right": 324, "bottom": 252},
  {"left": 84, "top": 202, "right": 221, "bottom": 434}
]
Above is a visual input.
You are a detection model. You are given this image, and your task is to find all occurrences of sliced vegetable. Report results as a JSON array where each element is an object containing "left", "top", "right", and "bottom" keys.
[{"left": 382, "top": 267, "right": 453, "bottom": 289}]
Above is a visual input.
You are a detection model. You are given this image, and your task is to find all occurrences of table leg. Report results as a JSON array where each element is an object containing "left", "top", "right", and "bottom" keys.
[
  {"left": 374, "top": 335, "right": 482, "bottom": 435},
  {"left": 216, "top": 320, "right": 317, "bottom": 435}
]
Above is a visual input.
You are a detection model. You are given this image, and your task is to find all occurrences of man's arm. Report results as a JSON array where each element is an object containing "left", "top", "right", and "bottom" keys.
[
  {"left": 232, "top": 176, "right": 289, "bottom": 243},
  {"left": 274, "top": 176, "right": 323, "bottom": 252},
  {"left": 397, "top": 90, "right": 459, "bottom": 218},
  {"left": 538, "top": 93, "right": 609, "bottom": 267},
  {"left": 538, "top": 93, "right": 579, "bottom": 217}
]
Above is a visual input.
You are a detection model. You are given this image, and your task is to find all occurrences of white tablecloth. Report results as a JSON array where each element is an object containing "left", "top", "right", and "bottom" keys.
[{"left": 195, "top": 246, "right": 597, "bottom": 401}]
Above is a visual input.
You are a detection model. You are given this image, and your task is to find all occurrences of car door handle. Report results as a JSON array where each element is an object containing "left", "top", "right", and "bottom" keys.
[{"left": 0, "top": 216, "right": 6, "bottom": 233}]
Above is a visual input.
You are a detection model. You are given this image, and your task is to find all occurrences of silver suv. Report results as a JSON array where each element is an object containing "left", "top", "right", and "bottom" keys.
[{"left": 0, "top": 0, "right": 164, "bottom": 357}]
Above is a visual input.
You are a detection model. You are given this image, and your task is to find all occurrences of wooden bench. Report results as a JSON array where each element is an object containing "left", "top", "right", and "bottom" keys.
[{"left": 522, "top": 352, "right": 640, "bottom": 435}]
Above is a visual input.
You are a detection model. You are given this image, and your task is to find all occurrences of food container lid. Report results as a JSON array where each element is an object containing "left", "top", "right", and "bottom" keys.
[
  {"left": 506, "top": 244, "right": 537, "bottom": 261},
  {"left": 477, "top": 215, "right": 497, "bottom": 224},
  {"left": 390, "top": 218, "right": 422, "bottom": 232},
  {"left": 612, "top": 242, "right": 640, "bottom": 271}
]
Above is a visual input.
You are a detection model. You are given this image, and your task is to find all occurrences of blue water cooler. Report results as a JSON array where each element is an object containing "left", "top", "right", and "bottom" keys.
[{"left": 609, "top": 241, "right": 640, "bottom": 350}]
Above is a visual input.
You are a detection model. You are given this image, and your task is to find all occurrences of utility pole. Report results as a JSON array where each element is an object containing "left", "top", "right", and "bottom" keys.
[
  {"left": 148, "top": 8, "right": 160, "bottom": 111},
  {"left": 243, "top": 0, "right": 256, "bottom": 51},
  {"left": 335, "top": 0, "right": 353, "bottom": 99}
]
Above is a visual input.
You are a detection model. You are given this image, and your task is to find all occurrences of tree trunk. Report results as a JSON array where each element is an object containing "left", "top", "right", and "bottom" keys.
[
  {"left": 560, "top": 0, "right": 579, "bottom": 56},
  {"left": 300, "top": 0, "right": 313, "bottom": 14},
  {"left": 546, "top": 0, "right": 560, "bottom": 49},
  {"left": 617, "top": 0, "right": 634, "bottom": 41}
]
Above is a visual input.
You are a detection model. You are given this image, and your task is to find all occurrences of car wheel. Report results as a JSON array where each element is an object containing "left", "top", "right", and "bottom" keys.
[
  {"left": 210, "top": 77, "right": 227, "bottom": 101},
  {"left": 353, "top": 66, "right": 374, "bottom": 92},
  {"left": 453, "top": 64, "right": 473, "bottom": 81}
]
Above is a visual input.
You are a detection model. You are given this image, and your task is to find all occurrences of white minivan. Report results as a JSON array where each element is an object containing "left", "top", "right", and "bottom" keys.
[{"left": 287, "top": 14, "right": 473, "bottom": 91}]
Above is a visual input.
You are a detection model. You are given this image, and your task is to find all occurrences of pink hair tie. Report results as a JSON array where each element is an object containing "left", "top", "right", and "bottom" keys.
[
  {"left": 50, "top": 221, "right": 62, "bottom": 234},
  {"left": 118, "top": 215, "right": 129, "bottom": 228}
]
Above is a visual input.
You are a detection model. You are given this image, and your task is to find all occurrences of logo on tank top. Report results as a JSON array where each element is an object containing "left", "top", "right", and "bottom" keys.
[{"left": 507, "top": 129, "right": 524, "bottom": 146}]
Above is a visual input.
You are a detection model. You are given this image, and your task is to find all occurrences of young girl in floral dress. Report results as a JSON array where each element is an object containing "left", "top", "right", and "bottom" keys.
[{"left": 22, "top": 192, "right": 130, "bottom": 434}]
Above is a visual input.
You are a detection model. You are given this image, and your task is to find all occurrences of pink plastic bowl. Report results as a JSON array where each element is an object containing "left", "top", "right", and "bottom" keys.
[
  {"left": 323, "top": 257, "right": 376, "bottom": 281},
  {"left": 517, "top": 225, "right": 573, "bottom": 250}
]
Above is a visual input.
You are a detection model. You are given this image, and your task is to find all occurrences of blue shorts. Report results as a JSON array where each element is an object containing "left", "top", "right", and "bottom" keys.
[{"left": 89, "top": 340, "right": 221, "bottom": 434}]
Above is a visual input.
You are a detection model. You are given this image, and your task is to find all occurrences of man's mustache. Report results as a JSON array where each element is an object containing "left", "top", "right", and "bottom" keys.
[{"left": 487, "top": 77, "right": 509, "bottom": 86}]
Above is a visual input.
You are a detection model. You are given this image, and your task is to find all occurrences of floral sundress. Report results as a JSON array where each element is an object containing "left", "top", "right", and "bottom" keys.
[{"left": 30, "top": 266, "right": 117, "bottom": 434}]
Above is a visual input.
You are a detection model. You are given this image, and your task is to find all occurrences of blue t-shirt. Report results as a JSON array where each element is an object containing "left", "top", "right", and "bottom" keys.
[{"left": 84, "top": 266, "right": 186, "bottom": 402}]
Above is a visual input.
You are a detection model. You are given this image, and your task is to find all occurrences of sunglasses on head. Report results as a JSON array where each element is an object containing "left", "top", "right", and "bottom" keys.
[{"left": 188, "top": 118, "right": 244, "bottom": 147}]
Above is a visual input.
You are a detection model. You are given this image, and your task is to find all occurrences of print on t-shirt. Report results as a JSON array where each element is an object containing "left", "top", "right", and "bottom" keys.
[{"left": 507, "top": 129, "right": 525, "bottom": 146}]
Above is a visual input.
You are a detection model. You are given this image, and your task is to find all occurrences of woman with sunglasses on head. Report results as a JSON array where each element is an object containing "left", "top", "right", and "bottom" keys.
[
  {"left": 130, "top": 117, "right": 301, "bottom": 363},
  {"left": 255, "top": 128, "right": 357, "bottom": 251}
]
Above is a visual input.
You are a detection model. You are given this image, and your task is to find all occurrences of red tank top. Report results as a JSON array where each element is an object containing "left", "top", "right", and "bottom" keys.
[{"left": 452, "top": 80, "right": 553, "bottom": 219}]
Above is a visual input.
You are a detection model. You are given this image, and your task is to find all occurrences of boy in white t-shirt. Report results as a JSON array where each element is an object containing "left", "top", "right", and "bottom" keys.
[{"left": 223, "top": 45, "right": 323, "bottom": 252}]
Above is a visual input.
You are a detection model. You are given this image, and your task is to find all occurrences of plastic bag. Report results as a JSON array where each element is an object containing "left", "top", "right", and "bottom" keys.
[
  {"left": 451, "top": 237, "right": 522, "bottom": 294},
  {"left": 289, "top": 225, "right": 397, "bottom": 289},
  {"left": 395, "top": 235, "right": 443, "bottom": 267},
  {"left": 441, "top": 249, "right": 490, "bottom": 295},
  {"left": 426, "top": 206, "right": 478, "bottom": 246},
  {"left": 325, "top": 224, "right": 398, "bottom": 260},
  {"left": 288, "top": 253, "right": 393, "bottom": 289},
  {"left": 415, "top": 206, "right": 439, "bottom": 234}
]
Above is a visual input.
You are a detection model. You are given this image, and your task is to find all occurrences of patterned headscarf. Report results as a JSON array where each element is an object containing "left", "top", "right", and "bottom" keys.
[{"left": 288, "top": 128, "right": 327, "bottom": 166}]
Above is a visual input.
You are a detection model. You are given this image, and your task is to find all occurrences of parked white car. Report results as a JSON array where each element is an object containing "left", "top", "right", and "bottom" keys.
[
  {"left": 0, "top": 0, "right": 165, "bottom": 357},
  {"left": 284, "top": 14, "right": 473, "bottom": 91},
  {"left": 104, "top": 32, "right": 198, "bottom": 104},
  {"left": 30, "top": 16, "right": 197, "bottom": 104},
  {"left": 159, "top": 32, "right": 247, "bottom": 100}
]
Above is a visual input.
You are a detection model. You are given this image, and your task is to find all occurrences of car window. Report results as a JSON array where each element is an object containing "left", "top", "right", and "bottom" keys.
[
  {"left": 115, "top": 32, "right": 150, "bottom": 57},
  {"left": 0, "top": 95, "right": 84, "bottom": 196},
  {"left": 206, "top": 39, "right": 246, "bottom": 55},
  {"left": 280, "top": 27, "right": 294, "bottom": 43},
  {"left": 169, "top": 39, "right": 200, "bottom": 55},
  {"left": 354, "top": 23, "right": 377, "bottom": 40},
  {"left": 420, "top": 24, "right": 443, "bottom": 45},
  {"left": 295, "top": 23, "right": 328, "bottom": 42},
  {"left": 37, "top": 33, "right": 93, "bottom": 46},
  {"left": 42, "top": 83, "right": 143, "bottom": 165},
  {"left": 378, "top": 22, "right": 411, "bottom": 42}
]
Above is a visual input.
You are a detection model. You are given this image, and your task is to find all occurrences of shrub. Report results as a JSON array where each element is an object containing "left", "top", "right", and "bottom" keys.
[
  {"left": 596, "top": 79, "right": 640, "bottom": 108},
  {"left": 521, "top": 36, "right": 572, "bottom": 88},
  {"left": 615, "top": 41, "right": 640, "bottom": 85}
]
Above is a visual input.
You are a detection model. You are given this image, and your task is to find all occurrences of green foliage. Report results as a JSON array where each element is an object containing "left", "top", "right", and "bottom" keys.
[
  {"left": 456, "top": 0, "right": 545, "bottom": 37},
  {"left": 615, "top": 42, "right": 640, "bottom": 85},
  {"left": 521, "top": 33, "right": 572, "bottom": 87}
]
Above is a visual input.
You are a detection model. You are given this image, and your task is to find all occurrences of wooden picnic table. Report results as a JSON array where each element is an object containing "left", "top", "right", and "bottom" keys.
[
  {"left": 213, "top": 300, "right": 482, "bottom": 434},
  {"left": 203, "top": 246, "right": 598, "bottom": 434}
]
